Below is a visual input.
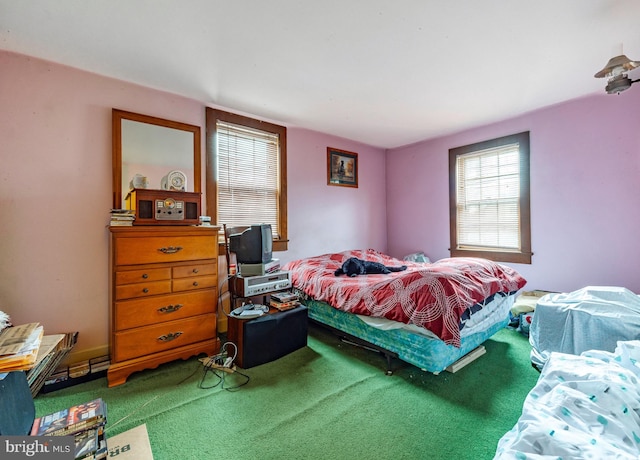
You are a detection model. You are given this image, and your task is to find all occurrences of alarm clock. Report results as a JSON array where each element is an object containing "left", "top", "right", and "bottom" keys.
[{"left": 161, "top": 170, "right": 187, "bottom": 191}]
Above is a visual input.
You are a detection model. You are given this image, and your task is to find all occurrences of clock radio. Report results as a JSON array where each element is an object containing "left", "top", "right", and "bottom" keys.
[{"left": 125, "top": 189, "right": 201, "bottom": 225}]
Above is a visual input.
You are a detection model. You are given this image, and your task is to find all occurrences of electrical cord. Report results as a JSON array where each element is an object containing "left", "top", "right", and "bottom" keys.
[
  {"left": 199, "top": 341, "right": 250, "bottom": 391},
  {"left": 106, "top": 363, "right": 202, "bottom": 433},
  {"left": 107, "top": 343, "right": 248, "bottom": 432},
  {"left": 218, "top": 274, "right": 234, "bottom": 318},
  {"left": 106, "top": 394, "right": 161, "bottom": 434},
  {"left": 218, "top": 274, "right": 258, "bottom": 318},
  {"left": 199, "top": 364, "right": 250, "bottom": 391}
]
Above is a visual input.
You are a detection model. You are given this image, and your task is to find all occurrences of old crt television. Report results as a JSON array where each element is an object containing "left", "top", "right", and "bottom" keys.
[{"left": 229, "top": 224, "right": 273, "bottom": 264}]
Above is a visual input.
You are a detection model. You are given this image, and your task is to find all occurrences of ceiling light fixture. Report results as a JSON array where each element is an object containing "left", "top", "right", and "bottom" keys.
[{"left": 594, "top": 54, "right": 640, "bottom": 94}]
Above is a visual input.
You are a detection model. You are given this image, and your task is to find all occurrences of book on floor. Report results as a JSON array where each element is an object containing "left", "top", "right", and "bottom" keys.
[
  {"left": 74, "top": 427, "right": 99, "bottom": 459},
  {"left": 31, "top": 397, "right": 107, "bottom": 437}
]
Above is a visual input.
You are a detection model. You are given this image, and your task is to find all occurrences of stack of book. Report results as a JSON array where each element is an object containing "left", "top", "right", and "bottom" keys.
[
  {"left": 0, "top": 321, "right": 44, "bottom": 372},
  {"left": 90, "top": 355, "right": 111, "bottom": 374},
  {"left": 269, "top": 291, "right": 300, "bottom": 311},
  {"left": 0, "top": 311, "right": 78, "bottom": 396},
  {"left": 109, "top": 209, "right": 135, "bottom": 226},
  {"left": 44, "top": 364, "right": 71, "bottom": 389},
  {"left": 27, "top": 331, "right": 78, "bottom": 397},
  {"left": 66, "top": 355, "right": 111, "bottom": 380},
  {"left": 31, "top": 397, "right": 108, "bottom": 459},
  {"left": 42, "top": 353, "right": 110, "bottom": 393}
]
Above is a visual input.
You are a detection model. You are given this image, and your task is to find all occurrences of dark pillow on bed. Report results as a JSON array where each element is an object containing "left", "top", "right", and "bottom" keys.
[{"left": 334, "top": 257, "right": 407, "bottom": 277}]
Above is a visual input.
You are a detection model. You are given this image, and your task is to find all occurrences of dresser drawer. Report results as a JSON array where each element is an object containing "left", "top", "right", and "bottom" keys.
[
  {"left": 173, "top": 263, "right": 216, "bottom": 279},
  {"left": 114, "top": 290, "right": 216, "bottom": 330},
  {"left": 173, "top": 275, "right": 217, "bottom": 293},
  {"left": 113, "top": 313, "right": 217, "bottom": 362},
  {"left": 115, "top": 280, "right": 172, "bottom": 301},
  {"left": 114, "top": 235, "right": 217, "bottom": 266},
  {"left": 116, "top": 268, "right": 171, "bottom": 286}
]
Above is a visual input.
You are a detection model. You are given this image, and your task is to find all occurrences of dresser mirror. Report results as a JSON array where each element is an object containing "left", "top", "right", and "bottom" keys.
[{"left": 112, "top": 109, "right": 201, "bottom": 209}]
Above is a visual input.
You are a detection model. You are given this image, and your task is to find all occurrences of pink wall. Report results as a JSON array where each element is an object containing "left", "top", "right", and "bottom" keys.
[
  {"left": 281, "top": 129, "right": 387, "bottom": 264},
  {"left": 386, "top": 91, "right": 640, "bottom": 293},
  {"left": 0, "top": 50, "right": 387, "bottom": 357}
]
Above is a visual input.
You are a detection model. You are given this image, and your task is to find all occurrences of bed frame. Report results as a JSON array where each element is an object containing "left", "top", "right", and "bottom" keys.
[{"left": 315, "top": 320, "right": 399, "bottom": 375}]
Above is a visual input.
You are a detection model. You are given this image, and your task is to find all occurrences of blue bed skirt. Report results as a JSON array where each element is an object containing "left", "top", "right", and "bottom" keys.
[{"left": 306, "top": 299, "right": 509, "bottom": 374}]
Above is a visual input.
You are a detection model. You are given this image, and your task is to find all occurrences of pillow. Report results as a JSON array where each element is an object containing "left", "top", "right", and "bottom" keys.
[{"left": 403, "top": 252, "right": 431, "bottom": 263}]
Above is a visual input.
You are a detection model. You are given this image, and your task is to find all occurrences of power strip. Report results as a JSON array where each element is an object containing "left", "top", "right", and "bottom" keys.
[
  {"left": 199, "top": 355, "right": 235, "bottom": 372},
  {"left": 199, "top": 359, "right": 236, "bottom": 374},
  {"left": 199, "top": 355, "right": 224, "bottom": 366}
]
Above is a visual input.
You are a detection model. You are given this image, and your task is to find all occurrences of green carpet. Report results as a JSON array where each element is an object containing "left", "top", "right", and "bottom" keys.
[{"left": 33, "top": 324, "right": 539, "bottom": 460}]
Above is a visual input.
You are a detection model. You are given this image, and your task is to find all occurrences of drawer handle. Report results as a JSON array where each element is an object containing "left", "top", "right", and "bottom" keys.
[
  {"left": 192, "top": 281, "right": 199, "bottom": 287},
  {"left": 159, "top": 246, "right": 183, "bottom": 254},
  {"left": 158, "top": 304, "right": 183, "bottom": 313},
  {"left": 142, "top": 273, "right": 149, "bottom": 279},
  {"left": 192, "top": 268, "right": 199, "bottom": 274},
  {"left": 142, "top": 288, "right": 149, "bottom": 293},
  {"left": 158, "top": 331, "right": 183, "bottom": 342}
]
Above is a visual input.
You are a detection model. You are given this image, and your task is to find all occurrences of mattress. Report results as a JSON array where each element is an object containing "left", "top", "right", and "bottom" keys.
[
  {"left": 357, "top": 292, "right": 513, "bottom": 340},
  {"left": 306, "top": 292, "right": 515, "bottom": 373}
]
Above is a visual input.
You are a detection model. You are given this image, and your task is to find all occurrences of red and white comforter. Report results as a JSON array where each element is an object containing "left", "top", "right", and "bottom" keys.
[{"left": 283, "top": 249, "right": 526, "bottom": 347}]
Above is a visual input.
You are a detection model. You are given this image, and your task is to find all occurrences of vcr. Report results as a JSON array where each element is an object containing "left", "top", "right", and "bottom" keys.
[{"left": 230, "top": 271, "right": 292, "bottom": 297}]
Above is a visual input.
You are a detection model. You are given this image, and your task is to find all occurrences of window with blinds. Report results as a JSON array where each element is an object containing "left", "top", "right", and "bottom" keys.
[
  {"left": 205, "top": 108, "right": 288, "bottom": 250},
  {"left": 216, "top": 121, "right": 280, "bottom": 237},
  {"left": 448, "top": 131, "right": 531, "bottom": 264}
]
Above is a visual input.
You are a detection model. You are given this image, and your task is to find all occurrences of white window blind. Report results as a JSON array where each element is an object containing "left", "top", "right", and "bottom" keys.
[
  {"left": 216, "top": 121, "right": 280, "bottom": 238},
  {"left": 456, "top": 143, "right": 521, "bottom": 250}
]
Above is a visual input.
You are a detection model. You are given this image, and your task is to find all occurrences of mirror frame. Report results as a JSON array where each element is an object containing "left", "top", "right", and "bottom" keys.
[{"left": 112, "top": 108, "right": 202, "bottom": 209}]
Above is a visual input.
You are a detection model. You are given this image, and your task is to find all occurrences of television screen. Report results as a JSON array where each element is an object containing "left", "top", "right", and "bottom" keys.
[{"left": 229, "top": 224, "right": 273, "bottom": 264}]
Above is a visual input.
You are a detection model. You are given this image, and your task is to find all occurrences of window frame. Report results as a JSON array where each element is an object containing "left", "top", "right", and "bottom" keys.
[
  {"left": 205, "top": 108, "right": 288, "bottom": 252},
  {"left": 448, "top": 131, "right": 532, "bottom": 264}
]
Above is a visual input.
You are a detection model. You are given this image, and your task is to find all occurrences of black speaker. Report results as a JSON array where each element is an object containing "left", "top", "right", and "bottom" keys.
[
  {"left": 228, "top": 306, "right": 308, "bottom": 368},
  {"left": 185, "top": 201, "right": 199, "bottom": 220},
  {"left": 138, "top": 199, "right": 153, "bottom": 219}
]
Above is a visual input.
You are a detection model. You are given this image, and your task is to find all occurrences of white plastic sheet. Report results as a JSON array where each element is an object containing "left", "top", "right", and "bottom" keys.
[
  {"left": 495, "top": 340, "right": 640, "bottom": 459},
  {"left": 529, "top": 286, "right": 640, "bottom": 368}
]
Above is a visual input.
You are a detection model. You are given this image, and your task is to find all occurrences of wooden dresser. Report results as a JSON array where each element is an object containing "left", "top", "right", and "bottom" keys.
[{"left": 108, "top": 226, "right": 220, "bottom": 387}]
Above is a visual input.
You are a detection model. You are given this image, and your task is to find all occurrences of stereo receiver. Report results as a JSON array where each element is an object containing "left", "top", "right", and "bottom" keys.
[
  {"left": 230, "top": 271, "right": 292, "bottom": 298},
  {"left": 126, "top": 189, "right": 201, "bottom": 225}
]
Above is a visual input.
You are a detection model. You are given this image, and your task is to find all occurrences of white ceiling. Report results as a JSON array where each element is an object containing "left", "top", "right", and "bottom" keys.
[{"left": 1, "top": 1, "right": 639, "bottom": 148}]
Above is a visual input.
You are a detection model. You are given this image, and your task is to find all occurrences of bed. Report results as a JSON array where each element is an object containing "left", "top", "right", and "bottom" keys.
[
  {"left": 282, "top": 249, "right": 526, "bottom": 374},
  {"left": 494, "top": 341, "right": 640, "bottom": 459}
]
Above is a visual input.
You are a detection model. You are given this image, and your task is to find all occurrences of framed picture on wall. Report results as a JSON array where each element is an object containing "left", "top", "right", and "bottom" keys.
[{"left": 327, "top": 147, "right": 358, "bottom": 188}]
